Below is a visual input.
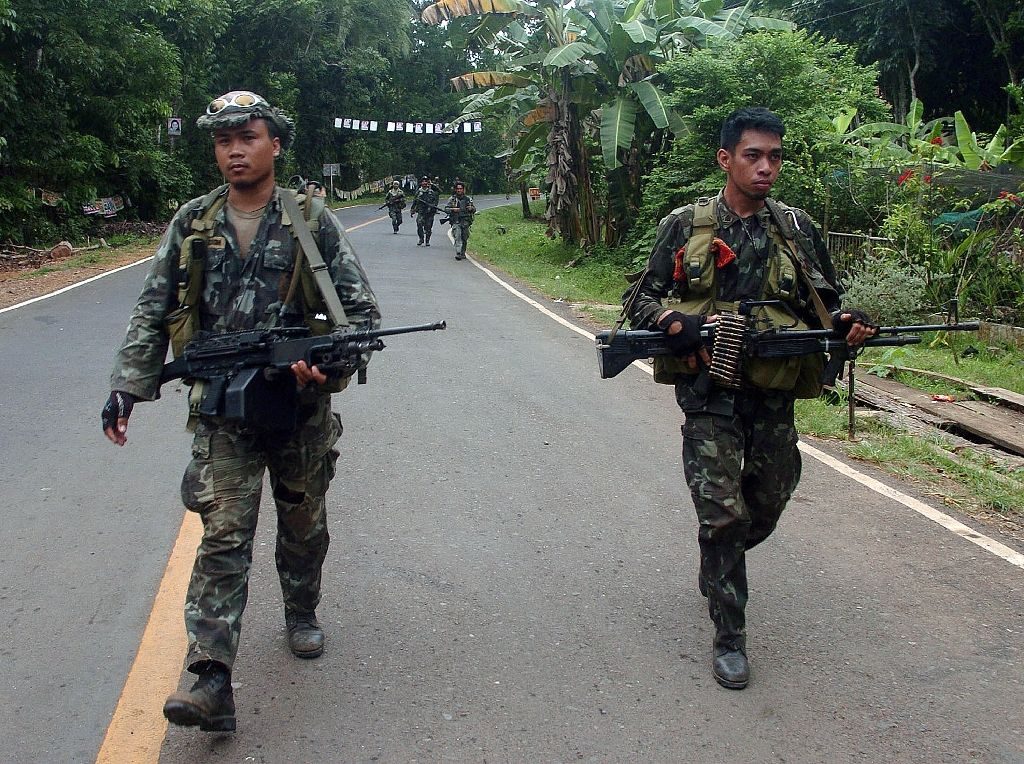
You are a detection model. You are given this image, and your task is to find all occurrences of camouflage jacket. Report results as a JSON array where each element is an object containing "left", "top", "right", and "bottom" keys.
[
  {"left": 445, "top": 194, "right": 476, "bottom": 225},
  {"left": 625, "top": 191, "right": 842, "bottom": 413},
  {"left": 385, "top": 189, "right": 406, "bottom": 208},
  {"left": 411, "top": 186, "right": 440, "bottom": 215},
  {"left": 110, "top": 185, "right": 381, "bottom": 401},
  {"left": 626, "top": 191, "right": 842, "bottom": 331}
]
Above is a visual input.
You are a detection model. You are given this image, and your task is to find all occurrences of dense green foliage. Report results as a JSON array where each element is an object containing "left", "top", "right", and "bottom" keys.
[
  {"left": 775, "top": 0, "right": 1024, "bottom": 131},
  {"left": 630, "top": 31, "right": 890, "bottom": 257},
  {"left": 0, "top": 0, "right": 503, "bottom": 244}
]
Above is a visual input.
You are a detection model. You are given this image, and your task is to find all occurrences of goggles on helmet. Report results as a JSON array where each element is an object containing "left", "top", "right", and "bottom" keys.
[
  {"left": 197, "top": 90, "right": 296, "bottom": 150},
  {"left": 206, "top": 91, "right": 269, "bottom": 115}
]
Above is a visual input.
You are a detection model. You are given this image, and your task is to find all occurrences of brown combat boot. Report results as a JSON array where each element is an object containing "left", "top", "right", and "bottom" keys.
[
  {"left": 163, "top": 663, "right": 236, "bottom": 732},
  {"left": 286, "top": 609, "right": 325, "bottom": 658}
]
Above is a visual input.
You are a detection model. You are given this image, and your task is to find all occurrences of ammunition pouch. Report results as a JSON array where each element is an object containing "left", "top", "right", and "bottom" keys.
[
  {"left": 652, "top": 295, "right": 716, "bottom": 384},
  {"left": 165, "top": 234, "right": 207, "bottom": 358}
]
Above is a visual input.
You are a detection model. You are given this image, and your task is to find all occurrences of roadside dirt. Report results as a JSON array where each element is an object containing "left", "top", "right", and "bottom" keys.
[{"left": 0, "top": 244, "right": 154, "bottom": 309}]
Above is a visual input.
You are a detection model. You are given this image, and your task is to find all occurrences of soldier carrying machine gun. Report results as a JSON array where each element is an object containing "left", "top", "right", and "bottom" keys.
[{"left": 596, "top": 299, "right": 979, "bottom": 383}]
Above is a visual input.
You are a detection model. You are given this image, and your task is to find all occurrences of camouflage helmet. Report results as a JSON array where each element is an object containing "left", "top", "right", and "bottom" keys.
[{"left": 196, "top": 90, "right": 296, "bottom": 150}]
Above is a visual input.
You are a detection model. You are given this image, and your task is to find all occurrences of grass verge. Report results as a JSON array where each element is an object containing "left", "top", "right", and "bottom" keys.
[{"left": 473, "top": 204, "right": 1024, "bottom": 528}]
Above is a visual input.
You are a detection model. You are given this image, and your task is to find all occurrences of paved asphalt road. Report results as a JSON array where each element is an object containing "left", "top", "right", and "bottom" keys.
[{"left": 0, "top": 196, "right": 1021, "bottom": 763}]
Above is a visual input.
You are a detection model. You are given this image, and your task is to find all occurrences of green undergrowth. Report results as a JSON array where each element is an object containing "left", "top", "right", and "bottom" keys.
[{"left": 473, "top": 203, "right": 632, "bottom": 310}]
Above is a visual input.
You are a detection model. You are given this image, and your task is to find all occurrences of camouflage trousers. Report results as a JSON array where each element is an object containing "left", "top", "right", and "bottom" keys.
[
  {"left": 681, "top": 392, "right": 801, "bottom": 650},
  {"left": 416, "top": 213, "right": 434, "bottom": 243},
  {"left": 388, "top": 207, "right": 403, "bottom": 229},
  {"left": 452, "top": 223, "right": 470, "bottom": 254},
  {"left": 179, "top": 396, "right": 342, "bottom": 672}
]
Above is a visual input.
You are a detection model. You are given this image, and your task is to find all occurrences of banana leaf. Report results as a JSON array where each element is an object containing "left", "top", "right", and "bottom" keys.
[{"left": 600, "top": 96, "right": 638, "bottom": 169}]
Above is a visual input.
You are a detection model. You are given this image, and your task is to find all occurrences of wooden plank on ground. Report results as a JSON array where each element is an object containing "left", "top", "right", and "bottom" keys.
[
  {"left": 875, "top": 365, "right": 1024, "bottom": 413},
  {"left": 858, "top": 375, "right": 1024, "bottom": 456}
]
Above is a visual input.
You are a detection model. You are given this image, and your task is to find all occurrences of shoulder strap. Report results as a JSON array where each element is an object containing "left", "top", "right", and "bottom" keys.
[
  {"left": 764, "top": 198, "right": 833, "bottom": 327},
  {"left": 279, "top": 187, "right": 350, "bottom": 329},
  {"left": 687, "top": 196, "right": 716, "bottom": 254}
]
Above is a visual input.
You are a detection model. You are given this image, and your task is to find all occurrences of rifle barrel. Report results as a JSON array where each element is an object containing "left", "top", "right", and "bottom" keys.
[
  {"left": 879, "top": 321, "right": 981, "bottom": 333},
  {"left": 355, "top": 321, "right": 447, "bottom": 338}
]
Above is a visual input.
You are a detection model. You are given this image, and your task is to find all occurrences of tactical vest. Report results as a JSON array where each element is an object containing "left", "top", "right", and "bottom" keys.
[
  {"left": 163, "top": 185, "right": 351, "bottom": 425},
  {"left": 164, "top": 184, "right": 339, "bottom": 357},
  {"left": 651, "top": 196, "right": 825, "bottom": 397}
]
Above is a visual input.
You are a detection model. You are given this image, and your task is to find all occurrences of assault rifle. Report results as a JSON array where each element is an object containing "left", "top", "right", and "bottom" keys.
[
  {"left": 412, "top": 198, "right": 445, "bottom": 218},
  {"left": 160, "top": 321, "right": 446, "bottom": 431},
  {"left": 595, "top": 300, "right": 979, "bottom": 385},
  {"left": 379, "top": 196, "right": 406, "bottom": 211}
]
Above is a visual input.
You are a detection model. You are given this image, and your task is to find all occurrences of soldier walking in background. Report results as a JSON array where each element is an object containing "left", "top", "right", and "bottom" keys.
[
  {"left": 412, "top": 175, "right": 440, "bottom": 246},
  {"left": 623, "top": 106, "right": 876, "bottom": 691},
  {"left": 385, "top": 180, "right": 406, "bottom": 233},
  {"left": 445, "top": 181, "right": 476, "bottom": 260},
  {"left": 101, "top": 90, "right": 381, "bottom": 732}
]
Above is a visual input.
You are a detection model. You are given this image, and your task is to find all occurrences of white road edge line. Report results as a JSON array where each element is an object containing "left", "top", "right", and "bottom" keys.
[
  {"left": 469, "top": 255, "right": 1024, "bottom": 571},
  {"left": 1, "top": 257, "right": 153, "bottom": 313},
  {"left": 0, "top": 216, "right": 388, "bottom": 315}
]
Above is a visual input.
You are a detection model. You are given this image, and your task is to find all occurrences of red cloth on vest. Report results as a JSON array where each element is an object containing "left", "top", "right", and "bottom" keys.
[{"left": 673, "top": 238, "right": 737, "bottom": 283}]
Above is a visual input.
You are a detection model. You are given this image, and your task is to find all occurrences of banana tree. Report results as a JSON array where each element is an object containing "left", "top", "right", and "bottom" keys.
[
  {"left": 421, "top": 0, "right": 792, "bottom": 244},
  {"left": 952, "top": 111, "right": 1024, "bottom": 170},
  {"left": 836, "top": 98, "right": 1024, "bottom": 170}
]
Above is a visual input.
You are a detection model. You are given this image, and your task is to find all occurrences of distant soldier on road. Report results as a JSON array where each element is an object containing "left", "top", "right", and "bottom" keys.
[
  {"left": 445, "top": 181, "right": 476, "bottom": 261},
  {"left": 384, "top": 180, "right": 406, "bottom": 234},
  {"left": 411, "top": 175, "right": 440, "bottom": 246}
]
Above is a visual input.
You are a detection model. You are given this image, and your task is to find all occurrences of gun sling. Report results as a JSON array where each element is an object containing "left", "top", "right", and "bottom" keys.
[{"left": 279, "top": 187, "right": 350, "bottom": 329}]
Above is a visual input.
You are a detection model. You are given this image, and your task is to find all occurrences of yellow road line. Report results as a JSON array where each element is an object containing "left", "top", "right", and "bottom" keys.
[{"left": 96, "top": 511, "right": 203, "bottom": 763}]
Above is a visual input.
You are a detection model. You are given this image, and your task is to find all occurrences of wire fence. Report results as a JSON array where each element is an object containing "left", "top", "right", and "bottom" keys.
[{"left": 826, "top": 231, "right": 893, "bottom": 273}]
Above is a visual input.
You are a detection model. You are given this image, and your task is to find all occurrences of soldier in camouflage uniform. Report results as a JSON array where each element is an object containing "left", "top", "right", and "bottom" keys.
[
  {"left": 411, "top": 175, "right": 440, "bottom": 246},
  {"left": 101, "top": 91, "right": 381, "bottom": 731},
  {"left": 445, "top": 181, "right": 476, "bottom": 260},
  {"left": 624, "top": 107, "right": 875, "bottom": 690},
  {"left": 385, "top": 180, "right": 406, "bottom": 233}
]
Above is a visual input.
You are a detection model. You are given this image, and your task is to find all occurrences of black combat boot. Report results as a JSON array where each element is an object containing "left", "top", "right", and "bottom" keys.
[
  {"left": 417, "top": 237, "right": 423, "bottom": 246},
  {"left": 286, "top": 609, "right": 325, "bottom": 659},
  {"left": 163, "top": 662, "right": 236, "bottom": 731},
  {"left": 712, "top": 638, "right": 749, "bottom": 690},
  {"left": 425, "top": 237, "right": 431, "bottom": 247}
]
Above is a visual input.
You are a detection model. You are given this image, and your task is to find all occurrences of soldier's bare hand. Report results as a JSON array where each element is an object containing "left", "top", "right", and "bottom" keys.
[{"left": 291, "top": 360, "right": 327, "bottom": 389}]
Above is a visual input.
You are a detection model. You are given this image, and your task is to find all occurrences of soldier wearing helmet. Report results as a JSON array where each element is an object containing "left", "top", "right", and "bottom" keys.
[
  {"left": 102, "top": 90, "right": 381, "bottom": 732},
  {"left": 444, "top": 180, "right": 476, "bottom": 260},
  {"left": 411, "top": 175, "right": 440, "bottom": 246},
  {"left": 384, "top": 179, "right": 406, "bottom": 233}
]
